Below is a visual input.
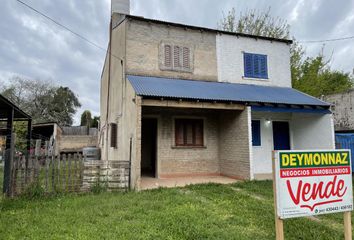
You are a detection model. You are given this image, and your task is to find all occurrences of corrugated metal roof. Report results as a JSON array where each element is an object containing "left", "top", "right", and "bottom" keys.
[{"left": 127, "top": 75, "right": 330, "bottom": 107}]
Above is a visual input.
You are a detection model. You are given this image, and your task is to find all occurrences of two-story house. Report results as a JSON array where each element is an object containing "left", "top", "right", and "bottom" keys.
[{"left": 100, "top": 0, "right": 335, "bottom": 189}]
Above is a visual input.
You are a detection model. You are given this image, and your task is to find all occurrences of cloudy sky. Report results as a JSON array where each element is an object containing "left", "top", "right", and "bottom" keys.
[{"left": 1, "top": 0, "right": 354, "bottom": 124}]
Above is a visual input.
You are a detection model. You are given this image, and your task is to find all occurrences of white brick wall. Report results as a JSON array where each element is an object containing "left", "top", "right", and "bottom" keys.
[{"left": 216, "top": 34, "right": 292, "bottom": 87}]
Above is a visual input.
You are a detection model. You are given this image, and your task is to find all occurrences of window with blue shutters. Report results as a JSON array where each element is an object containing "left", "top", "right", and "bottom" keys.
[
  {"left": 243, "top": 53, "right": 268, "bottom": 79},
  {"left": 252, "top": 120, "right": 261, "bottom": 146}
]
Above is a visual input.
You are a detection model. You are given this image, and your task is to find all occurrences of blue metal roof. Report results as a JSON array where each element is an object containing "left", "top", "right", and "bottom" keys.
[{"left": 127, "top": 75, "right": 330, "bottom": 107}]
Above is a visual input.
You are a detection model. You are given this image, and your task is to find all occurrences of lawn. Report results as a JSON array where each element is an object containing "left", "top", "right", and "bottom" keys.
[
  {"left": 0, "top": 166, "right": 3, "bottom": 194},
  {"left": 0, "top": 180, "right": 351, "bottom": 240}
]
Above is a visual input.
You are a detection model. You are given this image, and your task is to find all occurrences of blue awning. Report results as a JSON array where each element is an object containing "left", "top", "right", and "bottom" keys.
[
  {"left": 251, "top": 106, "right": 331, "bottom": 114},
  {"left": 128, "top": 75, "right": 330, "bottom": 108}
]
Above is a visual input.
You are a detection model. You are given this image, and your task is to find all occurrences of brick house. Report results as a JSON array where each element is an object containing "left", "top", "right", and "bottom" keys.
[{"left": 100, "top": 0, "right": 335, "bottom": 189}]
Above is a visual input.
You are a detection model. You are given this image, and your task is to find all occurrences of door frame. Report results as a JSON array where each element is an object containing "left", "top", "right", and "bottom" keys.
[
  {"left": 272, "top": 120, "right": 291, "bottom": 150},
  {"left": 141, "top": 116, "right": 159, "bottom": 178}
]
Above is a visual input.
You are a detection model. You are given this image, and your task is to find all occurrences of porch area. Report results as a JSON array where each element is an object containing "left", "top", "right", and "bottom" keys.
[
  {"left": 251, "top": 109, "right": 335, "bottom": 179},
  {"left": 139, "top": 102, "right": 252, "bottom": 186}
]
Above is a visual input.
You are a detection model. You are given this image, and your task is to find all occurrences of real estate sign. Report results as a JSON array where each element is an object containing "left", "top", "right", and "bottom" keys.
[{"left": 274, "top": 150, "right": 353, "bottom": 219}]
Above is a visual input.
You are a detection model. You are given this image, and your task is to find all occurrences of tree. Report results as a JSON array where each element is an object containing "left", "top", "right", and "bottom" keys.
[
  {"left": 292, "top": 52, "right": 353, "bottom": 97},
  {"left": 1, "top": 76, "right": 81, "bottom": 126},
  {"left": 218, "top": 8, "right": 353, "bottom": 96},
  {"left": 81, "top": 110, "right": 92, "bottom": 128},
  {"left": 91, "top": 116, "right": 100, "bottom": 128},
  {"left": 80, "top": 111, "right": 99, "bottom": 129},
  {"left": 48, "top": 87, "right": 81, "bottom": 126},
  {"left": 219, "top": 8, "right": 289, "bottom": 39}
]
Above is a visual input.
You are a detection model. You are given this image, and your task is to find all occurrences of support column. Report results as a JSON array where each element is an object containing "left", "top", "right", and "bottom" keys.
[
  {"left": 26, "top": 119, "right": 32, "bottom": 166},
  {"left": 3, "top": 108, "right": 14, "bottom": 196}
]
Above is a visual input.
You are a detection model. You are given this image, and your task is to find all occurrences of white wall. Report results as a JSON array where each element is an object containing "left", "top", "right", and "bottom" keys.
[
  {"left": 251, "top": 112, "right": 292, "bottom": 176},
  {"left": 291, "top": 114, "right": 335, "bottom": 150},
  {"left": 216, "top": 34, "right": 292, "bottom": 87},
  {"left": 250, "top": 112, "right": 335, "bottom": 178}
]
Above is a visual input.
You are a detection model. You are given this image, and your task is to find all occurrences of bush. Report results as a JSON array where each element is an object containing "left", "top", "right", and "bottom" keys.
[
  {"left": 22, "top": 180, "right": 45, "bottom": 199},
  {"left": 90, "top": 179, "right": 107, "bottom": 195}
]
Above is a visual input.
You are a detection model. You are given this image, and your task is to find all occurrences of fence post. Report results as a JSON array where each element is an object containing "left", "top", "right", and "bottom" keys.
[
  {"left": 45, "top": 155, "right": 49, "bottom": 192},
  {"left": 62, "top": 154, "right": 67, "bottom": 191},
  {"left": 68, "top": 154, "right": 72, "bottom": 191}
]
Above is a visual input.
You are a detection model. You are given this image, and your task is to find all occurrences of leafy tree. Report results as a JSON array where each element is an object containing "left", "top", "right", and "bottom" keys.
[
  {"left": 48, "top": 87, "right": 81, "bottom": 126},
  {"left": 1, "top": 76, "right": 81, "bottom": 126},
  {"left": 91, "top": 116, "right": 100, "bottom": 128},
  {"left": 218, "top": 8, "right": 353, "bottom": 96},
  {"left": 80, "top": 110, "right": 92, "bottom": 128},
  {"left": 292, "top": 52, "right": 353, "bottom": 97},
  {"left": 80, "top": 111, "right": 99, "bottom": 129}
]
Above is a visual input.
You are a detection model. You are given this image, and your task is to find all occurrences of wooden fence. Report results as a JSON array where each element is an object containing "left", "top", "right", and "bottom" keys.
[
  {"left": 7, "top": 154, "right": 131, "bottom": 197},
  {"left": 10, "top": 153, "right": 85, "bottom": 196}
]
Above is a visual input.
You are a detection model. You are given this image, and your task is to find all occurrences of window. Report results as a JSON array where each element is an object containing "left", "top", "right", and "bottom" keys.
[
  {"left": 244, "top": 53, "right": 268, "bottom": 79},
  {"left": 160, "top": 43, "right": 193, "bottom": 72},
  {"left": 175, "top": 119, "right": 203, "bottom": 147},
  {"left": 252, "top": 120, "right": 261, "bottom": 146},
  {"left": 164, "top": 45, "right": 172, "bottom": 68},
  {"left": 110, "top": 123, "right": 117, "bottom": 148}
]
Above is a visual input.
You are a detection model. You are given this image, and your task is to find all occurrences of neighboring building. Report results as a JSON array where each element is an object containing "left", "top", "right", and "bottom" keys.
[
  {"left": 325, "top": 90, "right": 354, "bottom": 132},
  {"left": 33, "top": 122, "right": 98, "bottom": 155},
  {"left": 100, "top": 0, "right": 335, "bottom": 189}
]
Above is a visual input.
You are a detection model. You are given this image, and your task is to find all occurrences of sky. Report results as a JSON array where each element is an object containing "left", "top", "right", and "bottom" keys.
[{"left": 1, "top": 0, "right": 354, "bottom": 125}]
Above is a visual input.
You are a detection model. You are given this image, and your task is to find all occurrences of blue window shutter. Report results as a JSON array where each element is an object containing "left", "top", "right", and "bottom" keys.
[
  {"left": 244, "top": 53, "right": 268, "bottom": 79},
  {"left": 253, "top": 55, "right": 260, "bottom": 77},
  {"left": 260, "top": 55, "right": 268, "bottom": 78},
  {"left": 244, "top": 53, "right": 253, "bottom": 77},
  {"left": 252, "top": 120, "right": 261, "bottom": 146}
]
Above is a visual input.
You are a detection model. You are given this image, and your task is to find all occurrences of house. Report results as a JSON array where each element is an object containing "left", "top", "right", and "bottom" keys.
[
  {"left": 324, "top": 90, "right": 354, "bottom": 133},
  {"left": 100, "top": 0, "right": 335, "bottom": 189},
  {"left": 324, "top": 90, "right": 354, "bottom": 169}
]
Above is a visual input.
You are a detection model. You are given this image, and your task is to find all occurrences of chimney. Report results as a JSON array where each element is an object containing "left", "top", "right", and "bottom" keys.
[{"left": 111, "top": 0, "right": 130, "bottom": 15}]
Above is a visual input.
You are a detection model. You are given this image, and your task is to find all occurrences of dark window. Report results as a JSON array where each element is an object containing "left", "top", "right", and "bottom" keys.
[
  {"left": 244, "top": 53, "right": 268, "bottom": 79},
  {"left": 252, "top": 120, "right": 261, "bottom": 146},
  {"left": 110, "top": 123, "right": 117, "bottom": 148},
  {"left": 175, "top": 119, "right": 203, "bottom": 146}
]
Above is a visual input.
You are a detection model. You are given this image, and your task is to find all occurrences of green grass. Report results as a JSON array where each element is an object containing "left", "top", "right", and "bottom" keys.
[
  {"left": 0, "top": 166, "right": 3, "bottom": 195},
  {"left": 0, "top": 181, "right": 352, "bottom": 239}
]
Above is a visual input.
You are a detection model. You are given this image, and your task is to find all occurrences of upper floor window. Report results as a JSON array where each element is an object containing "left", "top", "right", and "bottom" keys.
[
  {"left": 243, "top": 53, "right": 268, "bottom": 79},
  {"left": 160, "top": 43, "right": 193, "bottom": 73}
]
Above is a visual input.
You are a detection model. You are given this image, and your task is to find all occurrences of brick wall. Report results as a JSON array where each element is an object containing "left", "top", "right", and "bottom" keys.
[
  {"left": 325, "top": 90, "right": 354, "bottom": 131},
  {"left": 126, "top": 19, "right": 218, "bottom": 81},
  {"left": 218, "top": 109, "right": 251, "bottom": 179},
  {"left": 156, "top": 108, "right": 219, "bottom": 177},
  {"left": 59, "top": 135, "right": 97, "bottom": 152}
]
